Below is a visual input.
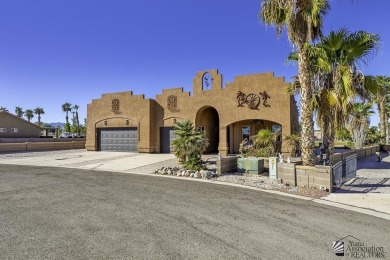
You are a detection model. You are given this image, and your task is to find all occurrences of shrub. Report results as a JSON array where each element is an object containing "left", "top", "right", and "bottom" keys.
[{"left": 171, "top": 120, "right": 209, "bottom": 170}]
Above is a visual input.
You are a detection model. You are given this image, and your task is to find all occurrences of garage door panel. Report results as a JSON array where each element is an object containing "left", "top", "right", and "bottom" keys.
[{"left": 99, "top": 128, "right": 138, "bottom": 152}]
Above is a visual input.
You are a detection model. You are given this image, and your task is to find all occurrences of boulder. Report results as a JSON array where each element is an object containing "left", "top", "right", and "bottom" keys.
[{"left": 194, "top": 171, "right": 201, "bottom": 178}]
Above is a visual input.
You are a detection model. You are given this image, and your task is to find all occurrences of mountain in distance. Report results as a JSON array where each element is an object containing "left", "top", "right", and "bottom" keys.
[{"left": 48, "top": 122, "right": 65, "bottom": 129}]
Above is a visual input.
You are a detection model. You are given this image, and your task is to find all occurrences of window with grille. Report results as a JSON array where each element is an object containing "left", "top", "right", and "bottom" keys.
[
  {"left": 11, "top": 128, "right": 18, "bottom": 133},
  {"left": 0, "top": 128, "right": 7, "bottom": 132}
]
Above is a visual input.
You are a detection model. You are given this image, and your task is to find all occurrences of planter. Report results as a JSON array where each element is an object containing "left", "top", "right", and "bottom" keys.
[{"left": 237, "top": 157, "right": 264, "bottom": 175}]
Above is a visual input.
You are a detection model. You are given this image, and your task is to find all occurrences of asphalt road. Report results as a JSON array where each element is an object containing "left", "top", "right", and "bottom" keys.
[{"left": 0, "top": 165, "right": 389, "bottom": 260}]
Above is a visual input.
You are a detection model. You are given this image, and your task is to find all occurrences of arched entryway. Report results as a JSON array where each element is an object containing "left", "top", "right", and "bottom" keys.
[
  {"left": 195, "top": 106, "right": 219, "bottom": 153},
  {"left": 226, "top": 119, "right": 282, "bottom": 154}
]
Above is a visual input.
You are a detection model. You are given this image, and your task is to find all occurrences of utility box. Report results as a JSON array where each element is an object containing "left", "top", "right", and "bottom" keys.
[
  {"left": 237, "top": 157, "right": 264, "bottom": 175},
  {"left": 269, "top": 157, "right": 278, "bottom": 179}
]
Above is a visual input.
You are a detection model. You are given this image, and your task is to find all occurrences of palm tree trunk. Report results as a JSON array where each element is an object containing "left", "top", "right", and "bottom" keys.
[
  {"left": 76, "top": 112, "right": 80, "bottom": 136},
  {"left": 380, "top": 101, "right": 386, "bottom": 145},
  {"left": 385, "top": 113, "right": 388, "bottom": 144},
  {"left": 298, "top": 46, "right": 316, "bottom": 166},
  {"left": 322, "top": 117, "right": 335, "bottom": 165}
]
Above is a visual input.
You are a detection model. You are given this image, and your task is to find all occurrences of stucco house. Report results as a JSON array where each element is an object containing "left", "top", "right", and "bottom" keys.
[
  {"left": 0, "top": 111, "right": 41, "bottom": 138},
  {"left": 86, "top": 70, "right": 299, "bottom": 155}
]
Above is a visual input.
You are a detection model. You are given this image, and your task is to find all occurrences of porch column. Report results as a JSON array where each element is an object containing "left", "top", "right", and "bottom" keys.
[
  {"left": 218, "top": 126, "right": 229, "bottom": 156},
  {"left": 229, "top": 124, "right": 234, "bottom": 154}
]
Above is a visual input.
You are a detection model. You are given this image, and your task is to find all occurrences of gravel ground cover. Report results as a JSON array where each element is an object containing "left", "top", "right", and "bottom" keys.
[{"left": 142, "top": 156, "right": 329, "bottom": 199}]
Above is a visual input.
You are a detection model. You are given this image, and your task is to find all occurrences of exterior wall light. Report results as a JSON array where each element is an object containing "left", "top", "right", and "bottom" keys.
[
  {"left": 172, "top": 118, "right": 176, "bottom": 124},
  {"left": 125, "top": 119, "right": 129, "bottom": 125},
  {"left": 104, "top": 120, "right": 107, "bottom": 126}
]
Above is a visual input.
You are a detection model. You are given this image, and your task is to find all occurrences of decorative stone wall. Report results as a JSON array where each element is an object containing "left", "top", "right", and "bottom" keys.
[
  {"left": 216, "top": 156, "right": 238, "bottom": 175},
  {"left": 0, "top": 141, "right": 86, "bottom": 153},
  {"left": 278, "top": 162, "right": 296, "bottom": 186}
]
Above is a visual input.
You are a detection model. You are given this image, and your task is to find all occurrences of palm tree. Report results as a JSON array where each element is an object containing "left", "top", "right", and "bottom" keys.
[
  {"left": 15, "top": 107, "right": 24, "bottom": 117},
  {"left": 372, "top": 76, "right": 390, "bottom": 144},
  {"left": 171, "top": 120, "right": 209, "bottom": 169},
  {"left": 62, "top": 102, "right": 72, "bottom": 132},
  {"left": 33, "top": 107, "right": 45, "bottom": 126},
  {"left": 288, "top": 28, "right": 379, "bottom": 164},
  {"left": 260, "top": 0, "right": 330, "bottom": 166},
  {"left": 72, "top": 105, "right": 80, "bottom": 136},
  {"left": 25, "top": 109, "right": 34, "bottom": 122},
  {"left": 284, "top": 133, "right": 301, "bottom": 157},
  {"left": 347, "top": 103, "right": 374, "bottom": 149},
  {"left": 0, "top": 107, "right": 8, "bottom": 112}
]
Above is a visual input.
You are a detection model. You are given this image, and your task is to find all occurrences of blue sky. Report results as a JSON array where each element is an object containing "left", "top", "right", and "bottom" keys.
[{"left": 0, "top": 0, "right": 388, "bottom": 127}]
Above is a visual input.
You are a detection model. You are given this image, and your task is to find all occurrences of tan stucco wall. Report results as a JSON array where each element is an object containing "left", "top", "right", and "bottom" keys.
[
  {"left": 87, "top": 70, "right": 298, "bottom": 155},
  {"left": 0, "top": 112, "right": 41, "bottom": 138},
  {"left": 86, "top": 91, "right": 157, "bottom": 152}
]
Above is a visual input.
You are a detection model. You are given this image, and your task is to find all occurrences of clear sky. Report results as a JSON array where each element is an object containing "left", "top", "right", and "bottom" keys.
[{"left": 0, "top": 0, "right": 388, "bottom": 127}]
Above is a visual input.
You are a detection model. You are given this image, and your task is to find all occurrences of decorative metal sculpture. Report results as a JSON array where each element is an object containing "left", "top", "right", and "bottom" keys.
[
  {"left": 202, "top": 72, "right": 212, "bottom": 90},
  {"left": 167, "top": 95, "right": 178, "bottom": 112},
  {"left": 112, "top": 98, "right": 120, "bottom": 111},
  {"left": 236, "top": 91, "right": 270, "bottom": 110},
  {"left": 259, "top": 90, "right": 271, "bottom": 107},
  {"left": 246, "top": 93, "right": 260, "bottom": 109},
  {"left": 236, "top": 91, "right": 246, "bottom": 107}
]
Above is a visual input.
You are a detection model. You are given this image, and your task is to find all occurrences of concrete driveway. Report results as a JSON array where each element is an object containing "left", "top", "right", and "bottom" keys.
[
  {"left": 0, "top": 150, "right": 176, "bottom": 173},
  {"left": 321, "top": 153, "right": 390, "bottom": 215}
]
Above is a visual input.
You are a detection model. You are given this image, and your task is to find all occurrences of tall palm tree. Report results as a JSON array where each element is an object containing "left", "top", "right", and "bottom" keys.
[
  {"left": 347, "top": 103, "right": 374, "bottom": 149},
  {"left": 15, "top": 107, "right": 24, "bottom": 117},
  {"left": 0, "top": 107, "right": 8, "bottom": 112},
  {"left": 372, "top": 76, "right": 390, "bottom": 144},
  {"left": 72, "top": 105, "right": 80, "bottom": 136},
  {"left": 33, "top": 107, "right": 45, "bottom": 127},
  {"left": 62, "top": 102, "right": 72, "bottom": 132},
  {"left": 288, "top": 28, "right": 379, "bottom": 164},
  {"left": 260, "top": 0, "right": 330, "bottom": 166},
  {"left": 25, "top": 109, "right": 34, "bottom": 122}
]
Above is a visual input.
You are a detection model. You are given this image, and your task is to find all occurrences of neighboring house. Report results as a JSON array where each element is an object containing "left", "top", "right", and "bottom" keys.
[
  {"left": 86, "top": 70, "right": 299, "bottom": 155},
  {"left": 0, "top": 111, "right": 41, "bottom": 138}
]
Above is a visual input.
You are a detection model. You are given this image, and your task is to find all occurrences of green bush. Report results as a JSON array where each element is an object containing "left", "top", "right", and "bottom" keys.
[{"left": 171, "top": 120, "right": 209, "bottom": 170}]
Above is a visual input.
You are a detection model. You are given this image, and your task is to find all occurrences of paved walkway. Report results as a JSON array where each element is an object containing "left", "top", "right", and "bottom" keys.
[{"left": 320, "top": 152, "right": 390, "bottom": 215}]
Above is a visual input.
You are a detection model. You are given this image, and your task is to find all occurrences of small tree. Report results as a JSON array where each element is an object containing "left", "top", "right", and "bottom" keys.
[
  {"left": 239, "top": 129, "right": 278, "bottom": 158},
  {"left": 171, "top": 120, "right": 209, "bottom": 170},
  {"left": 284, "top": 133, "right": 301, "bottom": 157}
]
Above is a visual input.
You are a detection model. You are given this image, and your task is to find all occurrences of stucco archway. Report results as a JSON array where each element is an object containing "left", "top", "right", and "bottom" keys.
[
  {"left": 195, "top": 106, "right": 219, "bottom": 153},
  {"left": 226, "top": 119, "right": 282, "bottom": 154}
]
